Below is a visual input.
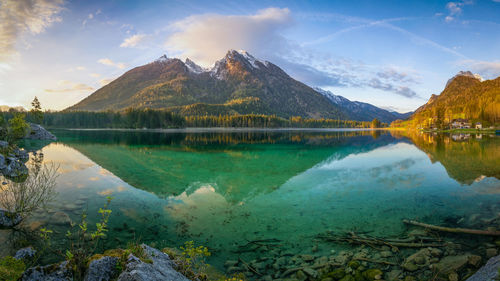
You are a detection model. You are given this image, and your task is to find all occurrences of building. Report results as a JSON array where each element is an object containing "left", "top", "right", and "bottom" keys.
[
  {"left": 450, "top": 118, "right": 471, "bottom": 129},
  {"left": 475, "top": 122, "right": 482, "bottom": 129}
]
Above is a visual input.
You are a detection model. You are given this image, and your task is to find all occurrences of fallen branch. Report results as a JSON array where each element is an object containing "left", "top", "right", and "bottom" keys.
[
  {"left": 403, "top": 220, "right": 500, "bottom": 236},
  {"left": 238, "top": 257, "right": 262, "bottom": 276}
]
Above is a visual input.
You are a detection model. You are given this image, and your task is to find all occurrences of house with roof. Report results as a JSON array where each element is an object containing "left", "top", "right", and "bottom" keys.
[{"left": 450, "top": 118, "right": 471, "bottom": 129}]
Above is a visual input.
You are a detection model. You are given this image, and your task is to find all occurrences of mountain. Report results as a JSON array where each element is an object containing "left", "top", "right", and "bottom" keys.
[
  {"left": 313, "top": 87, "right": 412, "bottom": 123},
  {"left": 405, "top": 71, "right": 499, "bottom": 127},
  {"left": 68, "top": 50, "right": 345, "bottom": 119}
]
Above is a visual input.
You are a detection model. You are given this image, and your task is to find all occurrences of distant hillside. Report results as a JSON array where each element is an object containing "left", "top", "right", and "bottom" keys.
[
  {"left": 313, "top": 87, "right": 412, "bottom": 123},
  {"left": 0, "top": 105, "right": 26, "bottom": 112},
  {"left": 399, "top": 71, "right": 500, "bottom": 128},
  {"left": 68, "top": 50, "right": 345, "bottom": 119}
]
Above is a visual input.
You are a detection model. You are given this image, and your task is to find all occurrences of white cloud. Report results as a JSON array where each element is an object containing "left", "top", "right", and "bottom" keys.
[
  {"left": 98, "top": 58, "right": 125, "bottom": 69},
  {"left": 0, "top": 0, "right": 64, "bottom": 62},
  {"left": 164, "top": 7, "right": 292, "bottom": 66},
  {"left": 89, "top": 73, "right": 100, "bottom": 78},
  {"left": 120, "top": 34, "right": 147, "bottom": 48},
  {"left": 460, "top": 60, "right": 500, "bottom": 78},
  {"left": 44, "top": 80, "right": 94, "bottom": 93},
  {"left": 444, "top": 1, "right": 474, "bottom": 22}
]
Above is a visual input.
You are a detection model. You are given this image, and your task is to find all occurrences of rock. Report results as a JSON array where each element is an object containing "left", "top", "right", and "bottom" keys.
[
  {"left": 303, "top": 267, "right": 318, "bottom": 278},
  {"left": 22, "top": 261, "right": 72, "bottom": 281},
  {"left": 486, "top": 248, "right": 498, "bottom": 258},
  {"left": 0, "top": 209, "right": 22, "bottom": 228},
  {"left": 13, "top": 148, "right": 29, "bottom": 162},
  {"left": 448, "top": 271, "right": 459, "bottom": 281},
  {"left": 363, "top": 269, "right": 383, "bottom": 280},
  {"left": 325, "top": 268, "right": 346, "bottom": 279},
  {"left": 1, "top": 158, "right": 28, "bottom": 178},
  {"left": 0, "top": 140, "right": 8, "bottom": 149},
  {"left": 226, "top": 266, "right": 241, "bottom": 274},
  {"left": 385, "top": 269, "right": 402, "bottom": 281},
  {"left": 295, "top": 270, "right": 307, "bottom": 281},
  {"left": 466, "top": 254, "right": 500, "bottom": 281},
  {"left": 429, "top": 248, "right": 443, "bottom": 257},
  {"left": 301, "top": 254, "right": 315, "bottom": 262},
  {"left": 224, "top": 260, "right": 238, "bottom": 267},
  {"left": 51, "top": 212, "right": 72, "bottom": 225},
  {"left": 25, "top": 123, "right": 57, "bottom": 141},
  {"left": 404, "top": 276, "right": 417, "bottom": 281},
  {"left": 339, "top": 274, "right": 355, "bottom": 281},
  {"left": 402, "top": 249, "right": 431, "bottom": 271},
  {"left": 468, "top": 255, "right": 482, "bottom": 267},
  {"left": 380, "top": 250, "right": 392, "bottom": 258},
  {"left": 84, "top": 256, "right": 118, "bottom": 281},
  {"left": 434, "top": 255, "right": 470, "bottom": 274},
  {"left": 14, "top": 247, "right": 36, "bottom": 261},
  {"left": 312, "top": 245, "right": 319, "bottom": 253},
  {"left": 117, "top": 244, "right": 189, "bottom": 281},
  {"left": 0, "top": 154, "right": 5, "bottom": 170}
]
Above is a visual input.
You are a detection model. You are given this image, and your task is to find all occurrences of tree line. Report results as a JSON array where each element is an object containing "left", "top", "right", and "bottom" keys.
[{"left": 1, "top": 98, "right": 386, "bottom": 129}]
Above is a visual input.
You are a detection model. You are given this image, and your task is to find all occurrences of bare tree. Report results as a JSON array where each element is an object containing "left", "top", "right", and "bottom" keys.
[{"left": 0, "top": 162, "right": 58, "bottom": 218}]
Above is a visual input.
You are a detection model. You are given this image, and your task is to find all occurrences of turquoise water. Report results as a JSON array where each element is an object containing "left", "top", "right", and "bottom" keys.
[{"left": 2, "top": 129, "right": 500, "bottom": 271}]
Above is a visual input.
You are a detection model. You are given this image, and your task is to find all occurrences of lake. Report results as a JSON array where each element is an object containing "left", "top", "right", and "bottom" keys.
[{"left": 2, "top": 129, "right": 499, "bottom": 277}]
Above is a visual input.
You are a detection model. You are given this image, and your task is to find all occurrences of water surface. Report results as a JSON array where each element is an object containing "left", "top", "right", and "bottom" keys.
[{"left": 3, "top": 129, "right": 500, "bottom": 271}]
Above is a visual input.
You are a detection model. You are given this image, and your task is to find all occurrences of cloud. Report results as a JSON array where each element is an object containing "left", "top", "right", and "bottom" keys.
[
  {"left": 0, "top": 0, "right": 64, "bottom": 62},
  {"left": 99, "top": 78, "right": 114, "bottom": 86},
  {"left": 444, "top": 1, "right": 474, "bottom": 22},
  {"left": 120, "top": 34, "right": 147, "bottom": 48},
  {"left": 98, "top": 58, "right": 125, "bottom": 69},
  {"left": 164, "top": 7, "right": 292, "bottom": 66},
  {"left": 368, "top": 78, "right": 418, "bottom": 98},
  {"left": 82, "top": 9, "right": 101, "bottom": 27},
  {"left": 459, "top": 60, "right": 500, "bottom": 78},
  {"left": 376, "top": 68, "right": 419, "bottom": 84},
  {"left": 44, "top": 80, "right": 94, "bottom": 93}
]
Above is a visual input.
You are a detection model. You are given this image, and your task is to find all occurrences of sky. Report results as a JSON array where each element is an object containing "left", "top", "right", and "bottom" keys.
[{"left": 1, "top": 0, "right": 500, "bottom": 113}]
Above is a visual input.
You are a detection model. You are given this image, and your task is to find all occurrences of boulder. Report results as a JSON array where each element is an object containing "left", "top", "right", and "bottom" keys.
[
  {"left": 22, "top": 261, "right": 72, "bottom": 281},
  {"left": 0, "top": 154, "right": 6, "bottom": 170},
  {"left": 0, "top": 209, "right": 22, "bottom": 228},
  {"left": 466, "top": 255, "right": 500, "bottom": 281},
  {"left": 117, "top": 244, "right": 189, "bottom": 281},
  {"left": 25, "top": 123, "right": 57, "bottom": 141},
  {"left": 84, "top": 256, "right": 119, "bottom": 281},
  {"left": 0, "top": 140, "right": 8, "bottom": 149},
  {"left": 1, "top": 157, "right": 28, "bottom": 178},
  {"left": 13, "top": 148, "right": 29, "bottom": 162},
  {"left": 14, "top": 247, "right": 36, "bottom": 261},
  {"left": 434, "top": 255, "right": 470, "bottom": 274}
]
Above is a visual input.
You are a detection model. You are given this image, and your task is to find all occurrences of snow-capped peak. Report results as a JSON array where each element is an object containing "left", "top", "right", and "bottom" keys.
[
  {"left": 185, "top": 58, "right": 207, "bottom": 74},
  {"left": 155, "top": 54, "right": 171, "bottom": 63},
  {"left": 446, "top": 70, "right": 483, "bottom": 86},
  {"left": 313, "top": 87, "right": 349, "bottom": 105}
]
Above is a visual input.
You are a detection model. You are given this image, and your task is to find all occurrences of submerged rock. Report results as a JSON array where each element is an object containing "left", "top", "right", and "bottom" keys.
[
  {"left": 85, "top": 256, "right": 119, "bottom": 281},
  {"left": 434, "top": 255, "right": 470, "bottom": 274},
  {"left": 22, "top": 261, "right": 72, "bottom": 281},
  {"left": 466, "top": 255, "right": 500, "bottom": 281},
  {"left": 117, "top": 244, "right": 189, "bottom": 281},
  {"left": 0, "top": 209, "right": 22, "bottom": 228}
]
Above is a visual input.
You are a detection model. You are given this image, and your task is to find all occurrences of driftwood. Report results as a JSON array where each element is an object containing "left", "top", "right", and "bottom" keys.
[
  {"left": 403, "top": 219, "right": 500, "bottom": 236},
  {"left": 317, "top": 231, "right": 446, "bottom": 251},
  {"left": 238, "top": 257, "right": 262, "bottom": 276}
]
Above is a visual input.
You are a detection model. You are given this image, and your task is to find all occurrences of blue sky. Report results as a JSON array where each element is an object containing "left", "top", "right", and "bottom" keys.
[{"left": 1, "top": 0, "right": 500, "bottom": 112}]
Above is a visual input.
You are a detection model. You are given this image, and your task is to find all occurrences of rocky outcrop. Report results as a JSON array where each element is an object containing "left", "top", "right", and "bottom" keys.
[
  {"left": 467, "top": 255, "right": 500, "bottom": 281},
  {"left": 25, "top": 123, "right": 57, "bottom": 141},
  {"left": 22, "top": 261, "right": 72, "bottom": 281},
  {"left": 0, "top": 208, "right": 22, "bottom": 228},
  {"left": 117, "top": 244, "right": 189, "bottom": 281},
  {"left": 14, "top": 247, "right": 36, "bottom": 261},
  {"left": 84, "top": 256, "right": 119, "bottom": 281}
]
